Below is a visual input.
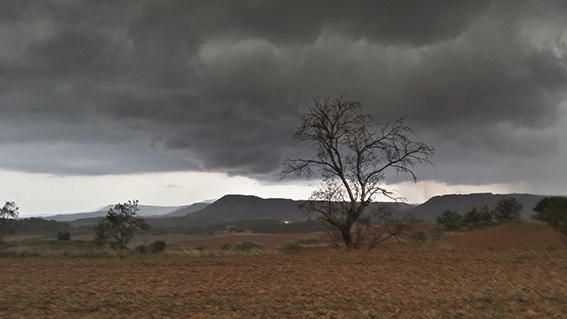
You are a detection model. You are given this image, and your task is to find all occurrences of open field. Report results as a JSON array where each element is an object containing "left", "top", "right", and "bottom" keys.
[{"left": 0, "top": 225, "right": 566, "bottom": 318}]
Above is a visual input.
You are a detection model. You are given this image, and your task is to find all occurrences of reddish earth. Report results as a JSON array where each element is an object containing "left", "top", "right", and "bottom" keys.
[
  {"left": 171, "top": 224, "right": 565, "bottom": 251},
  {"left": 174, "top": 232, "right": 326, "bottom": 250},
  {"left": 0, "top": 225, "right": 566, "bottom": 319},
  {"left": 437, "top": 224, "right": 564, "bottom": 249}
]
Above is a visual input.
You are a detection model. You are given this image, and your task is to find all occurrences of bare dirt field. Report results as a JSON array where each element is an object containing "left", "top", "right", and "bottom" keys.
[{"left": 0, "top": 225, "right": 566, "bottom": 319}]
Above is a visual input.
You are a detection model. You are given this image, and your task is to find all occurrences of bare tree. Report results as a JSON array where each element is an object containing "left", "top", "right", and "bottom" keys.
[
  {"left": 283, "top": 97, "right": 434, "bottom": 249},
  {"left": 0, "top": 201, "right": 19, "bottom": 241}
]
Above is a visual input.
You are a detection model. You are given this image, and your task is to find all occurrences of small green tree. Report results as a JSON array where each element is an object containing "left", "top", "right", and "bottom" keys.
[
  {"left": 462, "top": 207, "right": 481, "bottom": 227},
  {"left": 478, "top": 205, "right": 494, "bottom": 226},
  {"left": 94, "top": 200, "right": 149, "bottom": 251},
  {"left": 437, "top": 210, "right": 463, "bottom": 231},
  {"left": 0, "top": 201, "right": 19, "bottom": 241},
  {"left": 533, "top": 197, "right": 567, "bottom": 239},
  {"left": 463, "top": 206, "right": 493, "bottom": 229},
  {"left": 493, "top": 198, "right": 523, "bottom": 223}
]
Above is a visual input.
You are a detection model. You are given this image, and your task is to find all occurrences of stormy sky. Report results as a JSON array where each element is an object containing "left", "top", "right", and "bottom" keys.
[{"left": 1, "top": 1, "right": 566, "bottom": 214}]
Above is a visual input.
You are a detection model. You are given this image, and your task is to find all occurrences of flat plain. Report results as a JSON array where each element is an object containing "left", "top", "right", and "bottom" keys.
[{"left": 0, "top": 224, "right": 565, "bottom": 319}]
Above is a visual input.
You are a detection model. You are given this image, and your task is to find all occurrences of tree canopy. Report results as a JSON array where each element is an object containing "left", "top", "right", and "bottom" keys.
[
  {"left": 0, "top": 201, "right": 19, "bottom": 241},
  {"left": 94, "top": 200, "right": 149, "bottom": 250},
  {"left": 534, "top": 197, "right": 567, "bottom": 237}
]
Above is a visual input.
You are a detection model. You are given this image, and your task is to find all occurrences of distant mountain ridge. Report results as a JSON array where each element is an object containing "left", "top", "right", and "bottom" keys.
[
  {"left": 145, "top": 195, "right": 414, "bottom": 229},
  {"left": 410, "top": 193, "right": 550, "bottom": 222},
  {"left": 44, "top": 204, "right": 188, "bottom": 222},
  {"left": 41, "top": 192, "right": 561, "bottom": 226},
  {"left": 187, "top": 195, "right": 305, "bottom": 222},
  {"left": 163, "top": 202, "right": 212, "bottom": 217}
]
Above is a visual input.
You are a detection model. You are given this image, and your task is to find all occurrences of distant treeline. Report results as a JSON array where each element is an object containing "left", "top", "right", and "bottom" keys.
[
  {"left": 148, "top": 219, "right": 325, "bottom": 236},
  {"left": 2, "top": 218, "right": 72, "bottom": 236},
  {"left": 4, "top": 218, "right": 325, "bottom": 238},
  {"left": 437, "top": 198, "right": 523, "bottom": 231}
]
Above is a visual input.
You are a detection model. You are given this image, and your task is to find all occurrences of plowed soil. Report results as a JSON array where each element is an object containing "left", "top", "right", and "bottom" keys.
[{"left": 0, "top": 226, "right": 566, "bottom": 318}]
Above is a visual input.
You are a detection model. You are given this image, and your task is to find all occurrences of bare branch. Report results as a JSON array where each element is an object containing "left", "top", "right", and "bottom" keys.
[{"left": 282, "top": 96, "right": 434, "bottom": 249}]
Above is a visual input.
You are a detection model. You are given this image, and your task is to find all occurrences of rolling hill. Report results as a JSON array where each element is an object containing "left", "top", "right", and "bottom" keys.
[
  {"left": 187, "top": 195, "right": 305, "bottom": 221},
  {"left": 44, "top": 204, "right": 187, "bottom": 222},
  {"left": 409, "top": 193, "right": 549, "bottom": 222},
  {"left": 163, "top": 201, "right": 213, "bottom": 217},
  {"left": 146, "top": 195, "right": 415, "bottom": 229},
  {"left": 39, "top": 193, "right": 559, "bottom": 229}
]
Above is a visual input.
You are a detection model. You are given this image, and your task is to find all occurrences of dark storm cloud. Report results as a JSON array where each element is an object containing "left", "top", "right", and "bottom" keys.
[
  {"left": 0, "top": 0, "right": 566, "bottom": 189},
  {"left": 129, "top": 0, "right": 489, "bottom": 47}
]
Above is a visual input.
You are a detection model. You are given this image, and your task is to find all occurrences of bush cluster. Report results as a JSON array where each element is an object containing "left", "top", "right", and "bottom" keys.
[
  {"left": 534, "top": 197, "right": 567, "bottom": 237},
  {"left": 56, "top": 231, "right": 71, "bottom": 241},
  {"left": 136, "top": 240, "right": 167, "bottom": 255},
  {"left": 410, "top": 230, "right": 428, "bottom": 243},
  {"left": 437, "top": 198, "right": 523, "bottom": 231},
  {"left": 278, "top": 240, "right": 301, "bottom": 254},
  {"left": 221, "top": 241, "right": 264, "bottom": 252},
  {"left": 297, "top": 237, "right": 322, "bottom": 245}
]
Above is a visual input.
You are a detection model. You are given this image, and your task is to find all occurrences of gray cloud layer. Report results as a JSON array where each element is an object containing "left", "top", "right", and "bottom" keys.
[{"left": 0, "top": 0, "right": 566, "bottom": 192}]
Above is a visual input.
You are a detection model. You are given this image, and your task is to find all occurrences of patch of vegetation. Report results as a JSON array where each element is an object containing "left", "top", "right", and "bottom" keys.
[
  {"left": 134, "top": 240, "right": 167, "bottom": 255},
  {"left": 225, "top": 225, "right": 246, "bottom": 233},
  {"left": 0, "top": 239, "right": 114, "bottom": 258},
  {"left": 153, "top": 219, "right": 325, "bottom": 235},
  {"left": 234, "top": 241, "right": 263, "bottom": 252},
  {"left": 429, "top": 227, "right": 445, "bottom": 241},
  {"left": 149, "top": 240, "right": 167, "bottom": 254},
  {"left": 56, "top": 231, "right": 71, "bottom": 241},
  {"left": 135, "top": 245, "right": 148, "bottom": 254},
  {"left": 437, "top": 198, "right": 524, "bottom": 231},
  {"left": 94, "top": 200, "right": 149, "bottom": 251},
  {"left": 437, "top": 210, "right": 463, "bottom": 231},
  {"left": 297, "top": 237, "right": 323, "bottom": 245},
  {"left": 534, "top": 197, "right": 567, "bottom": 238},
  {"left": 410, "top": 230, "right": 428, "bottom": 243},
  {"left": 223, "top": 219, "right": 324, "bottom": 234},
  {"left": 7, "top": 218, "right": 72, "bottom": 236},
  {"left": 0, "top": 201, "right": 19, "bottom": 241},
  {"left": 278, "top": 240, "right": 301, "bottom": 254},
  {"left": 462, "top": 206, "right": 494, "bottom": 229},
  {"left": 493, "top": 198, "right": 523, "bottom": 223},
  {"left": 0, "top": 251, "right": 41, "bottom": 258}
]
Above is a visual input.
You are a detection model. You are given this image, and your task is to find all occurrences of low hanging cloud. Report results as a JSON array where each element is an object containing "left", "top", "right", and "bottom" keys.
[{"left": 0, "top": 0, "right": 566, "bottom": 191}]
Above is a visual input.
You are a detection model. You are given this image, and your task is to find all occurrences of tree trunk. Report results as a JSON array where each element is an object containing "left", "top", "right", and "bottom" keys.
[{"left": 341, "top": 225, "right": 354, "bottom": 248}]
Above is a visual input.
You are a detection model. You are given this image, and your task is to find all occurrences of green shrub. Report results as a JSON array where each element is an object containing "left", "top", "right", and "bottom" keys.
[
  {"left": 0, "top": 251, "right": 40, "bottom": 258},
  {"left": 437, "top": 210, "right": 463, "bottom": 231},
  {"left": 148, "top": 240, "right": 167, "bottom": 254},
  {"left": 462, "top": 206, "right": 494, "bottom": 229},
  {"left": 56, "top": 231, "right": 71, "bottom": 241},
  {"left": 279, "top": 240, "right": 301, "bottom": 254},
  {"left": 411, "top": 230, "right": 428, "bottom": 243},
  {"left": 135, "top": 244, "right": 148, "bottom": 254},
  {"left": 534, "top": 197, "right": 567, "bottom": 236},
  {"left": 225, "top": 225, "right": 247, "bottom": 233},
  {"left": 94, "top": 200, "right": 149, "bottom": 251},
  {"left": 430, "top": 227, "right": 444, "bottom": 241},
  {"left": 221, "top": 243, "right": 233, "bottom": 251},
  {"left": 298, "top": 237, "right": 322, "bottom": 245},
  {"left": 234, "top": 241, "right": 263, "bottom": 251},
  {"left": 493, "top": 198, "right": 523, "bottom": 223}
]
